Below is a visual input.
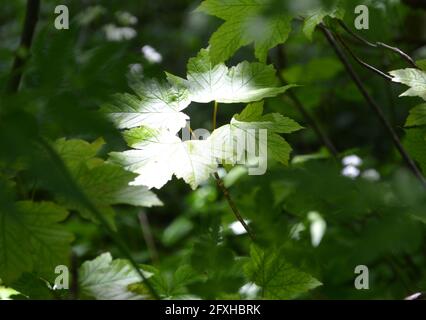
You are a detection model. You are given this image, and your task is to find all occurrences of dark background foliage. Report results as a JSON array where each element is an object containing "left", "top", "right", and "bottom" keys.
[{"left": 1, "top": 0, "right": 426, "bottom": 300}]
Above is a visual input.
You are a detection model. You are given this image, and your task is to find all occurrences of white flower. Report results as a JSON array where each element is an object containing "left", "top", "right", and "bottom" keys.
[
  {"left": 115, "top": 11, "right": 138, "bottom": 26},
  {"left": 239, "top": 282, "right": 260, "bottom": 299},
  {"left": 341, "top": 165, "right": 360, "bottom": 179},
  {"left": 141, "top": 45, "right": 163, "bottom": 64},
  {"left": 129, "top": 63, "right": 143, "bottom": 75},
  {"left": 290, "top": 222, "right": 305, "bottom": 240},
  {"left": 104, "top": 24, "right": 136, "bottom": 41},
  {"left": 308, "top": 211, "right": 326, "bottom": 247},
  {"left": 361, "top": 169, "right": 380, "bottom": 182},
  {"left": 229, "top": 220, "right": 250, "bottom": 235},
  {"left": 342, "top": 154, "right": 363, "bottom": 167}
]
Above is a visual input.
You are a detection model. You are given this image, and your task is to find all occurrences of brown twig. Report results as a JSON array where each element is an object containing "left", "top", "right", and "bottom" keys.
[
  {"left": 338, "top": 20, "right": 418, "bottom": 68},
  {"left": 319, "top": 24, "right": 426, "bottom": 188},
  {"left": 334, "top": 33, "right": 394, "bottom": 81},
  {"left": 212, "top": 100, "right": 218, "bottom": 131},
  {"left": 288, "top": 89, "right": 339, "bottom": 158},
  {"left": 5, "top": 0, "right": 40, "bottom": 93},
  {"left": 211, "top": 102, "right": 255, "bottom": 241},
  {"left": 274, "top": 47, "right": 339, "bottom": 158},
  {"left": 214, "top": 172, "right": 255, "bottom": 241}
]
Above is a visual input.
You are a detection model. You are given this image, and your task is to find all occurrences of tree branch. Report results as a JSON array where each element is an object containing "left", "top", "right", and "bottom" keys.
[
  {"left": 334, "top": 32, "right": 394, "bottom": 81},
  {"left": 214, "top": 172, "right": 256, "bottom": 241},
  {"left": 274, "top": 48, "right": 339, "bottom": 158},
  {"left": 337, "top": 20, "right": 418, "bottom": 69},
  {"left": 5, "top": 0, "right": 40, "bottom": 93},
  {"left": 319, "top": 24, "right": 426, "bottom": 188},
  {"left": 212, "top": 100, "right": 218, "bottom": 131},
  {"left": 211, "top": 102, "right": 255, "bottom": 240}
]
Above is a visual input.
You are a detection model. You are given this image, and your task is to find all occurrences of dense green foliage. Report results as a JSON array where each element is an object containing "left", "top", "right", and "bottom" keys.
[{"left": 2, "top": 0, "right": 426, "bottom": 300}]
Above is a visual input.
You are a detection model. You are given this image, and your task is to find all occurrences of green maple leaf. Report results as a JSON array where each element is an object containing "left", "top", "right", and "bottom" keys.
[
  {"left": 77, "top": 164, "right": 163, "bottom": 207},
  {"left": 166, "top": 49, "right": 295, "bottom": 103},
  {"left": 110, "top": 127, "right": 218, "bottom": 190},
  {"left": 53, "top": 136, "right": 104, "bottom": 169},
  {"left": 129, "top": 264, "right": 200, "bottom": 299},
  {"left": 0, "top": 283, "right": 20, "bottom": 300},
  {"left": 405, "top": 104, "right": 426, "bottom": 127},
  {"left": 303, "top": 7, "right": 344, "bottom": 41},
  {"left": 0, "top": 201, "right": 74, "bottom": 283},
  {"left": 103, "top": 49, "right": 300, "bottom": 191},
  {"left": 55, "top": 138, "right": 162, "bottom": 225},
  {"left": 390, "top": 68, "right": 426, "bottom": 101},
  {"left": 196, "top": 0, "right": 291, "bottom": 63},
  {"left": 101, "top": 79, "right": 191, "bottom": 133},
  {"left": 210, "top": 101, "right": 302, "bottom": 166},
  {"left": 6, "top": 273, "right": 54, "bottom": 299},
  {"left": 244, "top": 245, "right": 321, "bottom": 299},
  {"left": 79, "top": 252, "right": 153, "bottom": 300},
  {"left": 197, "top": 0, "right": 344, "bottom": 63}
]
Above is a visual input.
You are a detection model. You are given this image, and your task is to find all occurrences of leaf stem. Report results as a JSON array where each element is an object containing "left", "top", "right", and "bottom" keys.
[
  {"left": 188, "top": 126, "right": 196, "bottom": 139},
  {"left": 211, "top": 101, "right": 255, "bottom": 240},
  {"left": 334, "top": 32, "right": 394, "bottom": 81},
  {"left": 337, "top": 20, "right": 418, "bottom": 69},
  {"left": 214, "top": 172, "right": 255, "bottom": 241},
  {"left": 274, "top": 47, "right": 339, "bottom": 159},
  {"left": 213, "top": 100, "right": 218, "bottom": 130},
  {"left": 319, "top": 24, "right": 426, "bottom": 188}
]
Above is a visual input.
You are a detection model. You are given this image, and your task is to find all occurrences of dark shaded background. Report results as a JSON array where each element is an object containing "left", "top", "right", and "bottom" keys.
[{"left": 2, "top": 0, "right": 426, "bottom": 299}]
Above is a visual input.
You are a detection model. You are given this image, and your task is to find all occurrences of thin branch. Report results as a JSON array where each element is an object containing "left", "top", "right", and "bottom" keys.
[
  {"left": 212, "top": 100, "right": 218, "bottom": 130},
  {"left": 334, "top": 33, "right": 393, "bottom": 81},
  {"left": 377, "top": 42, "right": 418, "bottom": 68},
  {"left": 5, "top": 0, "right": 40, "bottom": 93},
  {"left": 382, "top": 56, "right": 398, "bottom": 125},
  {"left": 287, "top": 89, "right": 340, "bottom": 158},
  {"left": 274, "top": 47, "right": 339, "bottom": 158},
  {"left": 338, "top": 20, "right": 418, "bottom": 68},
  {"left": 138, "top": 211, "right": 159, "bottom": 263},
  {"left": 214, "top": 172, "right": 256, "bottom": 241},
  {"left": 319, "top": 24, "right": 426, "bottom": 188},
  {"left": 211, "top": 101, "right": 255, "bottom": 240},
  {"left": 337, "top": 20, "right": 377, "bottom": 47}
]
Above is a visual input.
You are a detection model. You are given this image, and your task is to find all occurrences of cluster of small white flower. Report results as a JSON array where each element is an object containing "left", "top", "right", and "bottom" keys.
[{"left": 341, "top": 155, "right": 380, "bottom": 181}]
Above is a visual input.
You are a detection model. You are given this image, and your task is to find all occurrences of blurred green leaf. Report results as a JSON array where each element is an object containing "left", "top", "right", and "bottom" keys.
[
  {"left": 79, "top": 252, "right": 152, "bottom": 300},
  {"left": 245, "top": 245, "right": 322, "bottom": 299},
  {"left": 0, "top": 201, "right": 73, "bottom": 283}
]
